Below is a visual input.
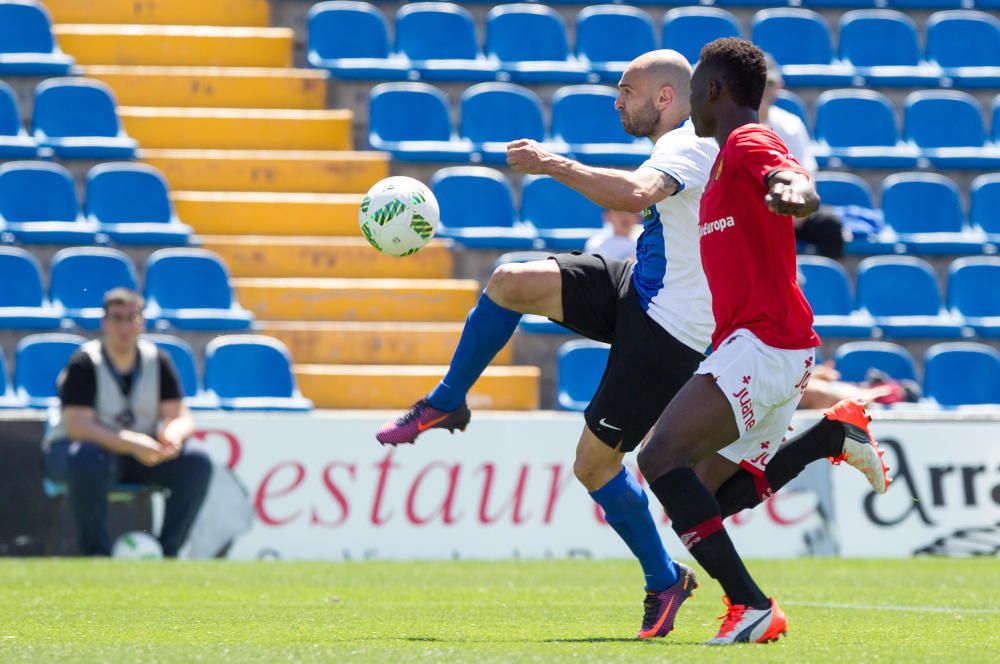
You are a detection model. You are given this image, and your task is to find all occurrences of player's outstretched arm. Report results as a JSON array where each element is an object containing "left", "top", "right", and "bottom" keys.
[
  {"left": 764, "top": 170, "right": 820, "bottom": 218},
  {"left": 507, "top": 139, "right": 676, "bottom": 213}
]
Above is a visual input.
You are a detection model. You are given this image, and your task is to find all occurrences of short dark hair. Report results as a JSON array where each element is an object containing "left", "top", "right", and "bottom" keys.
[
  {"left": 699, "top": 38, "right": 768, "bottom": 110},
  {"left": 103, "top": 287, "right": 144, "bottom": 313}
]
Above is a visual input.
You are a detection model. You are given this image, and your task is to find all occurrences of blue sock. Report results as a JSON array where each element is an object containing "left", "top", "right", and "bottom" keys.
[
  {"left": 426, "top": 292, "right": 521, "bottom": 412},
  {"left": 590, "top": 466, "right": 678, "bottom": 591}
]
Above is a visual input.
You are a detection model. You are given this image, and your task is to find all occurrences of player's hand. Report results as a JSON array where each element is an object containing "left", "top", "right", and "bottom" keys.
[
  {"left": 765, "top": 181, "right": 811, "bottom": 217},
  {"left": 124, "top": 432, "right": 168, "bottom": 467},
  {"left": 157, "top": 422, "right": 185, "bottom": 454},
  {"left": 506, "top": 139, "right": 552, "bottom": 174}
]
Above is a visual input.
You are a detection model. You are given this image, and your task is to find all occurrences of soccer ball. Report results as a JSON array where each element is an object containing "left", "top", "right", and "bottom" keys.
[
  {"left": 358, "top": 176, "right": 439, "bottom": 257},
  {"left": 112, "top": 531, "right": 163, "bottom": 560}
]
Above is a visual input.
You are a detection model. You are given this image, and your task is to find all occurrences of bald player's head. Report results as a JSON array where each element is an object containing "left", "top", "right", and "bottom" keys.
[{"left": 615, "top": 49, "right": 693, "bottom": 139}]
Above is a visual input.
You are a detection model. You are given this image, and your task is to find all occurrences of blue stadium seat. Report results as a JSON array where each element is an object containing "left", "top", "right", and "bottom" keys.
[
  {"left": 0, "top": 80, "right": 38, "bottom": 158},
  {"left": 947, "top": 257, "right": 1000, "bottom": 338},
  {"left": 814, "top": 171, "right": 874, "bottom": 208},
  {"left": 0, "top": 350, "right": 24, "bottom": 408},
  {"left": 662, "top": 8, "right": 741, "bottom": 66},
  {"left": 839, "top": 10, "right": 942, "bottom": 86},
  {"left": 0, "top": 1, "right": 73, "bottom": 75},
  {"left": 881, "top": 173, "right": 985, "bottom": 254},
  {"left": 556, "top": 340, "right": 609, "bottom": 411},
  {"left": 834, "top": 341, "right": 918, "bottom": 383},
  {"left": 431, "top": 167, "right": 535, "bottom": 249},
  {"left": 85, "top": 163, "right": 192, "bottom": 245},
  {"left": 904, "top": 91, "right": 999, "bottom": 169},
  {"left": 923, "top": 342, "right": 1000, "bottom": 406},
  {"left": 990, "top": 96, "right": 1000, "bottom": 153},
  {"left": 396, "top": 3, "right": 498, "bottom": 82},
  {"left": 0, "top": 161, "right": 98, "bottom": 244},
  {"left": 0, "top": 247, "right": 61, "bottom": 330},
  {"left": 926, "top": 11, "right": 1000, "bottom": 88},
  {"left": 751, "top": 10, "right": 855, "bottom": 86},
  {"left": 775, "top": 89, "right": 810, "bottom": 134},
  {"left": 459, "top": 83, "right": 546, "bottom": 164},
  {"left": 888, "top": 0, "right": 964, "bottom": 11},
  {"left": 306, "top": 1, "right": 410, "bottom": 80},
  {"left": 145, "top": 333, "right": 217, "bottom": 410},
  {"left": 797, "top": 255, "right": 875, "bottom": 337},
  {"left": 576, "top": 5, "right": 656, "bottom": 82},
  {"left": 550, "top": 85, "right": 651, "bottom": 166},
  {"left": 815, "top": 173, "right": 886, "bottom": 250},
  {"left": 485, "top": 4, "right": 589, "bottom": 83},
  {"left": 144, "top": 248, "right": 254, "bottom": 331},
  {"left": 49, "top": 247, "right": 139, "bottom": 330},
  {"left": 521, "top": 175, "right": 605, "bottom": 250},
  {"left": 814, "top": 90, "right": 919, "bottom": 168},
  {"left": 204, "top": 335, "right": 312, "bottom": 411},
  {"left": 13, "top": 333, "right": 86, "bottom": 409},
  {"left": 368, "top": 82, "right": 472, "bottom": 162},
  {"left": 856, "top": 256, "right": 967, "bottom": 338},
  {"left": 969, "top": 173, "right": 1000, "bottom": 244},
  {"left": 31, "top": 78, "right": 137, "bottom": 159}
]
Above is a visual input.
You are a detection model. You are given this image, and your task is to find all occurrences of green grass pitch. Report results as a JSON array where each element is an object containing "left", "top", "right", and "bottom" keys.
[{"left": 2, "top": 558, "right": 998, "bottom": 662}]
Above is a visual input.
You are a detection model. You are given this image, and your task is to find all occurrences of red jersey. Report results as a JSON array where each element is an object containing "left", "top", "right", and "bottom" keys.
[{"left": 699, "top": 123, "right": 821, "bottom": 351}]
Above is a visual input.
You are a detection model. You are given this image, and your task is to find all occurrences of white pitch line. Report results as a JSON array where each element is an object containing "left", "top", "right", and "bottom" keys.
[{"left": 785, "top": 601, "right": 1000, "bottom": 615}]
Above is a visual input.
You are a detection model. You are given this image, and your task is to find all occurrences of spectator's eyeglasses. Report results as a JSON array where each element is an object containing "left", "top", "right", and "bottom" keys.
[{"left": 104, "top": 312, "right": 142, "bottom": 324}]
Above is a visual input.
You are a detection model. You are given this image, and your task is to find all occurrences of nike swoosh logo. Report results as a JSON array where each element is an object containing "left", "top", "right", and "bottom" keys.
[
  {"left": 598, "top": 417, "right": 622, "bottom": 431},
  {"left": 417, "top": 414, "right": 448, "bottom": 432},
  {"left": 647, "top": 596, "right": 676, "bottom": 635}
]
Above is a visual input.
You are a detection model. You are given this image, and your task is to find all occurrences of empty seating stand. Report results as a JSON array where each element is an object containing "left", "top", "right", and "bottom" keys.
[
  {"left": 48, "top": 247, "right": 138, "bottom": 330},
  {"left": 459, "top": 82, "right": 546, "bottom": 164},
  {"left": 0, "top": 351, "right": 24, "bottom": 408},
  {"left": 0, "top": 80, "right": 39, "bottom": 158},
  {"left": 396, "top": 2, "right": 498, "bottom": 82},
  {"left": 204, "top": 335, "right": 312, "bottom": 411},
  {"left": 0, "top": 246, "right": 61, "bottom": 330},
  {"left": 13, "top": 333, "right": 85, "bottom": 409},
  {"left": 145, "top": 333, "right": 217, "bottom": 410},
  {"left": 143, "top": 248, "right": 254, "bottom": 331},
  {"left": 856, "top": 256, "right": 967, "bottom": 338},
  {"left": 926, "top": 11, "right": 1000, "bottom": 88},
  {"left": 923, "top": 342, "right": 1000, "bottom": 406},
  {"left": 575, "top": 5, "right": 656, "bottom": 82},
  {"left": 904, "top": 90, "right": 1000, "bottom": 170},
  {"left": 662, "top": 8, "right": 741, "bottom": 66},
  {"left": 85, "top": 163, "right": 192, "bottom": 245},
  {"left": 550, "top": 85, "right": 651, "bottom": 166},
  {"left": 0, "top": 0, "right": 74, "bottom": 75},
  {"left": 814, "top": 90, "right": 919, "bottom": 168},
  {"left": 839, "top": 10, "right": 942, "bottom": 86},
  {"left": 751, "top": 9, "right": 856, "bottom": 86},
  {"left": 834, "top": 341, "right": 918, "bottom": 383},
  {"left": 947, "top": 257, "right": 1000, "bottom": 338},
  {"left": 797, "top": 255, "right": 875, "bottom": 337},
  {"left": 880, "top": 173, "right": 986, "bottom": 254},
  {"left": 368, "top": 82, "right": 472, "bottom": 161},
  {"left": 556, "top": 340, "right": 609, "bottom": 411},
  {"left": 31, "top": 78, "right": 137, "bottom": 159},
  {"left": 307, "top": 1, "right": 411, "bottom": 80},
  {"left": 432, "top": 167, "right": 535, "bottom": 249},
  {"left": 0, "top": 161, "right": 98, "bottom": 244},
  {"left": 485, "top": 4, "right": 590, "bottom": 83},
  {"left": 521, "top": 175, "right": 604, "bottom": 250}
]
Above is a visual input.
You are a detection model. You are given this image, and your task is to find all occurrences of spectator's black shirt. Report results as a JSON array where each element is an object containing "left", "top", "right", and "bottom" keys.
[{"left": 59, "top": 347, "right": 182, "bottom": 408}]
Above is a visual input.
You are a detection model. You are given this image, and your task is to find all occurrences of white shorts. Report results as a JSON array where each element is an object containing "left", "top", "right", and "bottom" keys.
[{"left": 699, "top": 329, "right": 816, "bottom": 476}]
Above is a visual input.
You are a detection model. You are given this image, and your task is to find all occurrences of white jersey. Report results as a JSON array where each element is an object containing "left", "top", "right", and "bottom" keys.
[{"left": 633, "top": 119, "right": 718, "bottom": 353}]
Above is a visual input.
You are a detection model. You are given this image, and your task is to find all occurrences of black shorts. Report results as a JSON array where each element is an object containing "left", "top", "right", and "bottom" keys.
[{"left": 552, "top": 252, "right": 705, "bottom": 452}]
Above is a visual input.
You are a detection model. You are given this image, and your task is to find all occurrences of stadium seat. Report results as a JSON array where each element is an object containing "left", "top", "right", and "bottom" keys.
[
  {"left": 485, "top": 4, "right": 589, "bottom": 83},
  {"left": 814, "top": 172, "right": 886, "bottom": 249},
  {"left": 834, "top": 341, "right": 918, "bottom": 383},
  {"left": 306, "top": 1, "right": 410, "bottom": 80},
  {"left": 856, "top": 256, "right": 967, "bottom": 338},
  {"left": 0, "top": 0, "right": 73, "bottom": 75},
  {"left": 556, "top": 340, "right": 609, "bottom": 411},
  {"left": 459, "top": 83, "right": 546, "bottom": 164},
  {"left": 880, "top": 173, "right": 986, "bottom": 254},
  {"left": 576, "top": 5, "right": 657, "bottom": 82},
  {"left": 926, "top": 11, "right": 1000, "bottom": 88},
  {"left": 923, "top": 342, "right": 1000, "bottom": 406},
  {"left": 903, "top": 91, "right": 1000, "bottom": 169},
  {"left": 145, "top": 333, "right": 217, "bottom": 410},
  {"left": 395, "top": 3, "right": 498, "bottom": 82},
  {"left": 947, "top": 257, "right": 1000, "bottom": 338},
  {"left": 839, "top": 10, "right": 942, "bottom": 86},
  {"left": 49, "top": 247, "right": 139, "bottom": 330},
  {"left": 550, "top": 85, "right": 651, "bottom": 166},
  {"left": 0, "top": 247, "right": 61, "bottom": 330},
  {"left": 662, "top": 8, "right": 741, "bottom": 66},
  {"left": 203, "top": 335, "right": 312, "bottom": 411},
  {"left": 144, "top": 248, "right": 254, "bottom": 331},
  {"left": 85, "top": 163, "right": 192, "bottom": 245},
  {"left": 813, "top": 90, "right": 919, "bottom": 168},
  {"left": 814, "top": 172, "right": 874, "bottom": 208},
  {"left": 521, "top": 175, "right": 605, "bottom": 250},
  {"left": 969, "top": 173, "right": 1000, "bottom": 244},
  {"left": 0, "top": 161, "right": 98, "bottom": 244},
  {"left": 431, "top": 167, "right": 535, "bottom": 249},
  {"left": 368, "top": 82, "right": 472, "bottom": 162},
  {"left": 751, "top": 10, "right": 856, "bottom": 86},
  {"left": 0, "top": 80, "right": 38, "bottom": 158},
  {"left": 0, "top": 350, "right": 24, "bottom": 408},
  {"left": 31, "top": 78, "right": 137, "bottom": 159},
  {"left": 797, "top": 255, "right": 875, "bottom": 337},
  {"left": 775, "top": 89, "right": 810, "bottom": 134},
  {"left": 13, "top": 333, "right": 86, "bottom": 409}
]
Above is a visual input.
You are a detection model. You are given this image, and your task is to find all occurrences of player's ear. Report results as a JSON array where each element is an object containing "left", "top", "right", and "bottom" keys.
[
  {"left": 658, "top": 84, "right": 675, "bottom": 109},
  {"left": 706, "top": 77, "right": 722, "bottom": 102}
]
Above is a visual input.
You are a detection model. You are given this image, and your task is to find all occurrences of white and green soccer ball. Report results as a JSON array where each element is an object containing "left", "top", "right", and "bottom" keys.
[
  {"left": 359, "top": 176, "right": 440, "bottom": 257},
  {"left": 112, "top": 531, "right": 163, "bottom": 560}
]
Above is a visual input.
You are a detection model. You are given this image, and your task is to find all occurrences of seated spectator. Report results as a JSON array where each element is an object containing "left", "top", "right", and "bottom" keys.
[
  {"left": 584, "top": 209, "right": 642, "bottom": 261},
  {"left": 42, "top": 288, "right": 212, "bottom": 557},
  {"left": 799, "top": 361, "right": 921, "bottom": 410},
  {"left": 760, "top": 55, "right": 847, "bottom": 259}
]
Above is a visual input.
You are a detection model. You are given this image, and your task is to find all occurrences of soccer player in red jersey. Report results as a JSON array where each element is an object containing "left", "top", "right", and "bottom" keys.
[{"left": 636, "top": 38, "right": 889, "bottom": 644}]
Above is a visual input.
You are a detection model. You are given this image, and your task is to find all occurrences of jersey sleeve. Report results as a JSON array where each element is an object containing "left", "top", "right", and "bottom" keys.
[
  {"left": 640, "top": 127, "right": 716, "bottom": 195},
  {"left": 733, "top": 127, "right": 810, "bottom": 185},
  {"left": 58, "top": 351, "right": 97, "bottom": 408}
]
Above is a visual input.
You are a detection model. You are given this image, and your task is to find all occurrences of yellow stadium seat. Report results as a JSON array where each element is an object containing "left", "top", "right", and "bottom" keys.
[{"left": 45, "top": 0, "right": 270, "bottom": 26}]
